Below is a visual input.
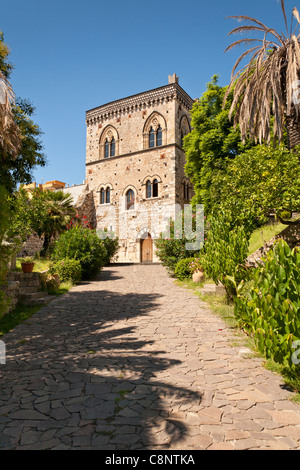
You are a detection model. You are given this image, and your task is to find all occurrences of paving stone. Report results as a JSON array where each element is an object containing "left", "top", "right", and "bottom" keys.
[{"left": 0, "top": 264, "right": 299, "bottom": 450}]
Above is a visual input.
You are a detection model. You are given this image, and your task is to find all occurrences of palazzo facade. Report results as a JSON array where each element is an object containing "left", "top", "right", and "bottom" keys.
[{"left": 85, "top": 74, "right": 194, "bottom": 263}]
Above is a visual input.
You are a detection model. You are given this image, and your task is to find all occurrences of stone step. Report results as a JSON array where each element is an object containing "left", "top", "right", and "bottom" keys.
[
  {"left": 18, "top": 286, "right": 39, "bottom": 295},
  {"left": 198, "top": 283, "right": 226, "bottom": 295},
  {"left": 28, "top": 295, "right": 56, "bottom": 306},
  {"left": 19, "top": 291, "right": 48, "bottom": 305}
]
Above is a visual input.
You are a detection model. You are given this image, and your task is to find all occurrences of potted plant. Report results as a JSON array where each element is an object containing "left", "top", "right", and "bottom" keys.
[
  {"left": 189, "top": 258, "right": 205, "bottom": 283},
  {"left": 21, "top": 256, "right": 35, "bottom": 273}
]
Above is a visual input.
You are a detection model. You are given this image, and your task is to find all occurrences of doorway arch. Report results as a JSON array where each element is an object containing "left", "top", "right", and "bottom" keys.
[{"left": 140, "top": 233, "right": 153, "bottom": 263}]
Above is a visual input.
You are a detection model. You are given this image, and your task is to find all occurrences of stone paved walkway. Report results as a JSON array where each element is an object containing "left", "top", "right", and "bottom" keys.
[{"left": 1, "top": 264, "right": 300, "bottom": 450}]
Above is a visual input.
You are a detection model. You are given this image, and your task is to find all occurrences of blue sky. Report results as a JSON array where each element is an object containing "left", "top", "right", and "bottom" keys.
[{"left": 1, "top": 0, "right": 295, "bottom": 186}]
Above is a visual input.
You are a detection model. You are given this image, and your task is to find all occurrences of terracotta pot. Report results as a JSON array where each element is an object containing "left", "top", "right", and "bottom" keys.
[
  {"left": 192, "top": 271, "right": 204, "bottom": 283},
  {"left": 21, "top": 263, "right": 34, "bottom": 273}
]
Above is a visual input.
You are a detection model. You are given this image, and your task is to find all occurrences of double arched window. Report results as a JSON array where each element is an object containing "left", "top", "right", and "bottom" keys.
[
  {"left": 104, "top": 137, "right": 115, "bottom": 158},
  {"left": 100, "top": 186, "right": 111, "bottom": 204},
  {"left": 143, "top": 113, "right": 166, "bottom": 149},
  {"left": 145, "top": 179, "right": 158, "bottom": 198},
  {"left": 149, "top": 126, "right": 162, "bottom": 148},
  {"left": 100, "top": 126, "right": 118, "bottom": 159},
  {"left": 182, "top": 179, "right": 191, "bottom": 201}
]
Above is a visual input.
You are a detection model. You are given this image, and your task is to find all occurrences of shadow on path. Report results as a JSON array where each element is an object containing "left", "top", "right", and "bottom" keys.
[{"left": 0, "top": 267, "right": 202, "bottom": 449}]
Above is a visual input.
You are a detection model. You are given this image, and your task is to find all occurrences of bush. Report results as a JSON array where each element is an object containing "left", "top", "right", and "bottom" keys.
[
  {"left": 97, "top": 228, "right": 119, "bottom": 264},
  {"left": 234, "top": 239, "right": 300, "bottom": 370},
  {"left": 52, "top": 226, "right": 107, "bottom": 280},
  {"left": 155, "top": 216, "right": 202, "bottom": 275},
  {"left": 174, "top": 257, "right": 196, "bottom": 280},
  {"left": 49, "top": 259, "right": 82, "bottom": 284},
  {"left": 201, "top": 210, "right": 252, "bottom": 298}
]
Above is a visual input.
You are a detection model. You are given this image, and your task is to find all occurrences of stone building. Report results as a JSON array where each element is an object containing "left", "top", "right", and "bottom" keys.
[{"left": 84, "top": 74, "right": 193, "bottom": 263}]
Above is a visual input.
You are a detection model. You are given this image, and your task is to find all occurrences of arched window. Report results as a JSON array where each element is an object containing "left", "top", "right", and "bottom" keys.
[
  {"left": 183, "top": 182, "right": 190, "bottom": 201},
  {"left": 146, "top": 180, "right": 152, "bottom": 199},
  {"left": 152, "top": 179, "right": 158, "bottom": 198},
  {"left": 106, "top": 187, "right": 111, "bottom": 204},
  {"left": 149, "top": 128, "right": 155, "bottom": 148},
  {"left": 104, "top": 139, "right": 110, "bottom": 159},
  {"left": 126, "top": 189, "right": 135, "bottom": 210},
  {"left": 100, "top": 188, "right": 105, "bottom": 204},
  {"left": 181, "top": 130, "right": 185, "bottom": 148},
  {"left": 110, "top": 138, "right": 115, "bottom": 157},
  {"left": 156, "top": 126, "right": 162, "bottom": 147}
]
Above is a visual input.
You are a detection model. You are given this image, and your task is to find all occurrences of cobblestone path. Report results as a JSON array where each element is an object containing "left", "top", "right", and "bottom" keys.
[{"left": 1, "top": 264, "right": 300, "bottom": 450}]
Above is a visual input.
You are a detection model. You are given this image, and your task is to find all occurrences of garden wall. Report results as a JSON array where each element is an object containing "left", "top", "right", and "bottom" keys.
[
  {"left": 0, "top": 272, "right": 42, "bottom": 315},
  {"left": 246, "top": 224, "right": 300, "bottom": 267}
]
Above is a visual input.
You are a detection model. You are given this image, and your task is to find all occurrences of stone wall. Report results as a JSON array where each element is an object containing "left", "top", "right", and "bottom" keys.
[
  {"left": 0, "top": 272, "right": 43, "bottom": 316},
  {"left": 246, "top": 224, "right": 300, "bottom": 267},
  {"left": 17, "top": 233, "right": 44, "bottom": 257}
]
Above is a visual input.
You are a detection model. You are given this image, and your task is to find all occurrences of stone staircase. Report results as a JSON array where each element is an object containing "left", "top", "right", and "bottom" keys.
[{"left": 6, "top": 272, "right": 55, "bottom": 307}]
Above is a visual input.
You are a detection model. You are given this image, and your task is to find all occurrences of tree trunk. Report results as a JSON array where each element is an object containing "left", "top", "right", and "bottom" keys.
[
  {"left": 41, "top": 233, "right": 51, "bottom": 256},
  {"left": 286, "top": 115, "right": 300, "bottom": 150}
]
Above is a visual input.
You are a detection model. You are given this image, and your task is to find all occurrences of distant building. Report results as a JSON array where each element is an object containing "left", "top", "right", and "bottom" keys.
[{"left": 22, "top": 180, "right": 66, "bottom": 192}]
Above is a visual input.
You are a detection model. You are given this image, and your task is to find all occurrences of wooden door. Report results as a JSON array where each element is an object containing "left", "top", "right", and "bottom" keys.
[{"left": 141, "top": 234, "right": 153, "bottom": 262}]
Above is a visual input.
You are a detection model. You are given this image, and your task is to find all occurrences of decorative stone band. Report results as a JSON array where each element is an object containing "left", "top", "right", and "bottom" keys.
[
  {"left": 86, "top": 83, "right": 195, "bottom": 126},
  {"left": 85, "top": 142, "right": 183, "bottom": 166}
]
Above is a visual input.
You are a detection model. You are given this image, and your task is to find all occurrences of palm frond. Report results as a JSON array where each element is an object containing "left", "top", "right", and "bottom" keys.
[
  {"left": 224, "top": 1, "right": 300, "bottom": 148},
  {"left": 281, "top": 0, "right": 289, "bottom": 36},
  {"left": 0, "top": 70, "right": 21, "bottom": 159}
]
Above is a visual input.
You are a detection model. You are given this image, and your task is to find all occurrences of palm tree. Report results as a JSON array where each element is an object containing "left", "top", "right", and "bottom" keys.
[
  {"left": 0, "top": 70, "right": 21, "bottom": 158},
  {"left": 224, "top": 1, "right": 300, "bottom": 149},
  {"left": 41, "top": 190, "right": 76, "bottom": 255}
]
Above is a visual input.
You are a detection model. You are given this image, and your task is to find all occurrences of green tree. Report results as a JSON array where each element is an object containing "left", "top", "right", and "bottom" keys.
[
  {"left": 208, "top": 145, "right": 300, "bottom": 226},
  {"left": 183, "top": 75, "right": 255, "bottom": 213},
  {"left": 0, "top": 31, "right": 46, "bottom": 193},
  {"left": 10, "top": 188, "right": 76, "bottom": 255},
  {"left": 40, "top": 190, "right": 76, "bottom": 255}
]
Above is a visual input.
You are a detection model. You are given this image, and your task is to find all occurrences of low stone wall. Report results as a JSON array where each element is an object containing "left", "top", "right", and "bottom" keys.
[{"left": 1, "top": 272, "right": 41, "bottom": 316}]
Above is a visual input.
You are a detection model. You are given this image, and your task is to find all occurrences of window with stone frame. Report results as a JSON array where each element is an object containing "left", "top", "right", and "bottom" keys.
[
  {"left": 148, "top": 125, "right": 162, "bottom": 148},
  {"left": 100, "top": 126, "right": 118, "bottom": 159},
  {"left": 100, "top": 188, "right": 105, "bottom": 204},
  {"left": 152, "top": 179, "right": 158, "bottom": 197},
  {"left": 126, "top": 189, "right": 135, "bottom": 210},
  {"left": 144, "top": 113, "right": 166, "bottom": 150},
  {"left": 106, "top": 187, "right": 111, "bottom": 204},
  {"left": 179, "top": 115, "right": 191, "bottom": 149},
  {"left": 146, "top": 180, "right": 152, "bottom": 198}
]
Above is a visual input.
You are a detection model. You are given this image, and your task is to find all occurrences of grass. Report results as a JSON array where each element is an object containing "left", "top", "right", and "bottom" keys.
[
  {"left": 1, "top": 258, "right": 74, "bottom": 337},
  {"left": 16, "top": 257, "right": 52, "bottom": 272},
  {"left": 0, "top": 304, "right": 41, "bottom": 337},
  {"left": 44, "top": 280, "right": 73, "bottom": 296},
  {"left": 248, "top": 221, "right": 286, "bottom": 255}
]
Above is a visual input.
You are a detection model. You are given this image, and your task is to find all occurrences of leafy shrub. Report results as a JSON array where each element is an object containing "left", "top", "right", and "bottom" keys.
[
  {"left": 155, "top": 217, "right": 202, "bottom": 275},
  {"left": 97, "top": 228, "right": 119, "bottom": 264},
  {"left": 49, "top": 259, "right": 82, "bottom": 284},
  {"left": 52, "top": 226, "right": 107, "bottom": 280},
  {"left": 234, "top": 239, "right": 300, "bottom": 370},
  {"left": 201, "top": 210, "right": 251, "bottom": 298},
  {"left": 174, "top": 257, "right": 196, "bottom": 280}
]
